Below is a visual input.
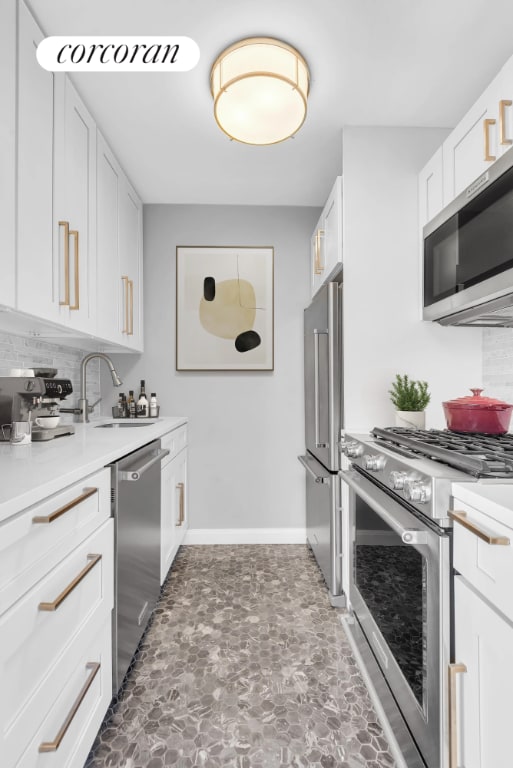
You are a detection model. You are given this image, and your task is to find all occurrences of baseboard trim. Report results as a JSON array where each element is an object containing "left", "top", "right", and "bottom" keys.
[{"left": 183, "top": 528, "right": 307, "bottom": 545}]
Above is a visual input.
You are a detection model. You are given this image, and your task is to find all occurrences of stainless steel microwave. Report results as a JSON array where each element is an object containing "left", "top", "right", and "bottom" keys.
[{"left": 423, "top": 148, "right": 513, "bottom": 327}]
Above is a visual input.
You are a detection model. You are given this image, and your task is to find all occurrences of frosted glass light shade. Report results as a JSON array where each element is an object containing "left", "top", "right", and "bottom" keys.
[{"left": 210, "top": 37, "right": 309, "bottom": 146}]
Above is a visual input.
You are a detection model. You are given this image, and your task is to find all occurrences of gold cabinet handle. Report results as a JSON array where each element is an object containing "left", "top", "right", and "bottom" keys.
[
  {"left": 39, "top": 662, "right": 100, "bottom": 752},
  {"left": 483, "top": 118, "right": 497, "bottom": 161},
  {"left": 121, "top": 275, "right": 129, "bottom": 333},
  {"left": 449, "top": 510, "right": 510, "bottom": 545},
  {"left": 499, "top": 99, "right": 512, "bottom": 145},
  {"left": 129, "top": 279, "right": 134, "bottom": 335},
  {"left": 32, "top": 487, "right": 98, "bottom": 524},
  {"left": 38, "top": 553, "right": 102, "bottom": 611},
  {"left": 58, "top": 221, "right": 70, "bottom": 306},
  {"left": 448, "top": 662, "right": 467, "bottom": 768},
  {"left": 69, "top": 229, "right": 79, "bottom": 310},
  {"left": 314, "top": 229, "right": 324, "bottom": 275},
  {"left": 176, "top": 482, "right": 185, "bottom": 526}
]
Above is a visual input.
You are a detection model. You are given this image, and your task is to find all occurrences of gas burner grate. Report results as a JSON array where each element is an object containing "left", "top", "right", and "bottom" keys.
[{"left": 372, "top": 427, "right": 513, "bottom": 478}]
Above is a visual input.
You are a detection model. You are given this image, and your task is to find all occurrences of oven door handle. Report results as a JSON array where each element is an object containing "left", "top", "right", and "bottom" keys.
[{"left": 341, "top": 469, "right": 428, "bottom": 544}]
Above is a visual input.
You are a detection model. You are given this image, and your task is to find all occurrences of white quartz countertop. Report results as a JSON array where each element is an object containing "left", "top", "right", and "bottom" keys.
[
  {"left": 0, "top": 416, "right": 187, "bottom": 524},
  {"left": 452, "top": 481, "right": 513, "bottom": 530}
]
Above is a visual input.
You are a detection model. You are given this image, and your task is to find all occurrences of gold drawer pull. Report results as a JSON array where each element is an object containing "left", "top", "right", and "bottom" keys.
[
  {"left": 499, "top": 99, "right": 512, "bottom": 145},
  {"left": 38, "top": 554, "right": 101, "bottom": 611},
  {"left": 448, "top": 662, "right": 467, "bottom": 768},
  {"left": 58, "top": 221, "right": 70, "bottom": 306},
  {"left": 449, "top": 510, "right": 510, "bottom": 545},
  {"left": 176, "top": 482, "right": 185, "bottom": 526},
  {"left": 69, "top": 229, "right": 80, "bottom": 310},
  {"left": 32, "top": 487, "right": 98, "bottom": 524},
  {"left": 121, "top": 275, "right": 129, "bottom": 333},
  {"left": 129, "top": 279, "right": 134, "bottom": 335},
  {"left": 314, "top": 229, "right": 324, "bottom": 275},
  {"left": 483, "top": 117, "right": 496, "bottom": 161},
  {"left": 39, "top": 662, "right": 100, "bottom": 752}
]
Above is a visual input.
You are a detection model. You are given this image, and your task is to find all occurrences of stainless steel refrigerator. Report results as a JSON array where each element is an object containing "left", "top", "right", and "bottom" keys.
[{"left": 299, "top": 281, "right": 345, "bottom": 607}]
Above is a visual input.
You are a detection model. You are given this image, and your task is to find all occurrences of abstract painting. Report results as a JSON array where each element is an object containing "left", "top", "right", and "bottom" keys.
[{"left": 176, "top": 246, "right": 274, "bottom": 370}]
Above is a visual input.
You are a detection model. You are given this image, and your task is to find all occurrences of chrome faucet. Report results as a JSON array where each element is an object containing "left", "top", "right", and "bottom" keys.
[{"left": 61, "top": 353, "right": 122, "bottom": 423}]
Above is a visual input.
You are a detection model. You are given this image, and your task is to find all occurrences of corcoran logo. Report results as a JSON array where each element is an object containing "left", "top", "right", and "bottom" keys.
[{"left": 37, "top": 36, "right": 200, "bottom": 72}]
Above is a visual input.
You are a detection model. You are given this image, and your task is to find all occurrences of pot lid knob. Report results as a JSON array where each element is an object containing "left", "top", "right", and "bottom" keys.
[{"left": 470, "top": 388, "right": 484, "bottom": 397}]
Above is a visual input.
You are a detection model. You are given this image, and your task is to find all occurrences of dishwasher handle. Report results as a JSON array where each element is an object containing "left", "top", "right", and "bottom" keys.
[{"left": 120, "top": 448, "right": 170, "bottom": 481}]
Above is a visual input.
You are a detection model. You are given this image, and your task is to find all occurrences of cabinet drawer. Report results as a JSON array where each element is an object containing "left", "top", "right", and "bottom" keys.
[
  {"left": 12, "top": 616, "right": 112, "bottom": 768},
  {"left": 161, "top": 424, "right": 187, "bottom": 464},
  {"left": 0, "top": 519, "right": 113, "bottom": 762},
  {"left": 0, "top": 468, "right": 110, "bottom": 615},
  {"left": 451, "top": 499, "right": 513, "bottom": 622}
]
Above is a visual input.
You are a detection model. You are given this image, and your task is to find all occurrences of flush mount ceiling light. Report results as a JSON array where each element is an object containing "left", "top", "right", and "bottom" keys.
[{"left": 210, "top": 37, "right": 310, "bottom": 146}]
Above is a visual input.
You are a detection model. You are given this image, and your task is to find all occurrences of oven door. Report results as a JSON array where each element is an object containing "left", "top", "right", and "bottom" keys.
[{"left": 343, "top": 468, "right": 450, "bottom": 768}]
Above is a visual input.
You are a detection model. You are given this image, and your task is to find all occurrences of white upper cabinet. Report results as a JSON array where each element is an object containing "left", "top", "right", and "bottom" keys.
[
  {"left": 119, "top": 177, "right": 143, "bottom": 350},
  {"left": 96, "top": 135, "right": 121, "bottom": 343},
  {"left": 0, "top": 0, "right": 16, "bottom": 308},
  {"left": 96, "top": 133, "right": 143, "bottom": 350},
  {"left": 436, "top": 54, "right": 513, "bottom": 207},
  {"left": 16, "top": 1, "right": 57, "bottom": 322},
  {"left": 442, "top": 92, "right": 495, "bottom": 201},
  {"left": 418, "top": 147, "right": 444, "bottom": 229},
  {"left": 7, "top": 1, "right": 143, "bottom": 349},
  {"left": 53, "top": 76, "right": 97, "bottom": 334},
  {"left": 310, "top": 176, "right": 343, "bottom": 297},
  {"left": 310, "top": 212, "right": 325, "bottom": 298}
]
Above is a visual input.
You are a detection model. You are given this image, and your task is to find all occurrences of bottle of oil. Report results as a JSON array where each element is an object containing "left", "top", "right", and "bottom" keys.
[
  {"left": 137, "top": 380, "right": 148, "bottom": 417},
  {"left": 127, "top": 390, "right": 136, "bottom": 418}
]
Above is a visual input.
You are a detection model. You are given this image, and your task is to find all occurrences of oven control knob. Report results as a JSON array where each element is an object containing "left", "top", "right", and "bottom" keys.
[
  {"left": 404, "top": 480, "right": 432, "bottom": 504},
  {"left": 345, "top": 442, "right": 364, "bottom": 459},
  {"left": 363, "top": 454, "right": 386, "bottom": 472},
  {"left": 389, "top": 470, "right": 408, "bottom": 490}
]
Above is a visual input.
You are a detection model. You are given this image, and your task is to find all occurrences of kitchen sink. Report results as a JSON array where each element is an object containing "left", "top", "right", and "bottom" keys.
[{"left": 95, "top": 422, "right": 153, "bottom": 428}]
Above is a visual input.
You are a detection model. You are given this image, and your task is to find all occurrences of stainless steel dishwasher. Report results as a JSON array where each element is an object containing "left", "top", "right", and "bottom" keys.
[{"left": 109, "top": 439, "right": 169, "bottom": 693}]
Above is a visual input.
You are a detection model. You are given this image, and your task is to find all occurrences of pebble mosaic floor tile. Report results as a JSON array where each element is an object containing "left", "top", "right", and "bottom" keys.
[{"left": 85, "top": 544, "right": 396, "bottom": 768}]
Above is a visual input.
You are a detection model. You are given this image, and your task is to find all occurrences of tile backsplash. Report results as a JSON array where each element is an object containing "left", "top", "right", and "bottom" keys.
[
  {"left": 483, "top": 328, "right": 513, "bottom": 403},
  {"left": 0, "top": 332, "right": 100, "bottom": 418}
]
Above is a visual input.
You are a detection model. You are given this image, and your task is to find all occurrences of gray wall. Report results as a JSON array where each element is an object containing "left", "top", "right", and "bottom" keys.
[{"left": 104, "top": 204, "right": 319, "bottom": 531}]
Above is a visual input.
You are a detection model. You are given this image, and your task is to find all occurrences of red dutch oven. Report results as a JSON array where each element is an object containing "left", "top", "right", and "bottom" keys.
[{"left": 443, "top": 388, "right": 513, "bottom": 434}]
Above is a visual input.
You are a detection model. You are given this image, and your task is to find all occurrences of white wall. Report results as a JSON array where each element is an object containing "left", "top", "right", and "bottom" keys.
[
  {"left": 103, "top": 204, "right": 319, "bottom": 532},
  {"left": 483, "top": 328, "right": 513, "bottom": 404},
  {"left": 342, "top": 127, "right": 483, "bottom": 432}
]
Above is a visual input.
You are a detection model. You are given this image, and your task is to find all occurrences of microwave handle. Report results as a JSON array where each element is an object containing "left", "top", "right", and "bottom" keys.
[{"left": 342, "top": 469, "right": 428, "bottom": 545}]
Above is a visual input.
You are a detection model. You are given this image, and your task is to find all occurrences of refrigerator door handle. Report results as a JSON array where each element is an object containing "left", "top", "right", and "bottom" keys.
[
  {"left": 298, "top": 454, "right": 330, "bottom": 484},
  {"left": 313, "top": 329, "right": 328, "bottom": 448}
]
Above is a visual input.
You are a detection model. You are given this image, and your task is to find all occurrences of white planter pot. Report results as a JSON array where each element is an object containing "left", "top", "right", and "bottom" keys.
[{"left": 395, "top": 410, "right": 425, "bottom": 430}]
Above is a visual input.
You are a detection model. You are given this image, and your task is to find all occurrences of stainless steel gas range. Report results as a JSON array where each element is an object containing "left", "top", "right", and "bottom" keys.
[{"left": 341, "top": 427, "right": 513, "bottom": 768}]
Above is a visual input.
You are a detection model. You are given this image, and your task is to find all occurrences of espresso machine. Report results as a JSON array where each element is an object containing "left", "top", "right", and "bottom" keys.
[{"left": 0, "top": 368, "right": 75, "bottom": 441}]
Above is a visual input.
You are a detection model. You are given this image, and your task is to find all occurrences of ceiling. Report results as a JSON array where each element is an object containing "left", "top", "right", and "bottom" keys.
[{"left": 27, "top": 0, "right": 513, "bottom": 206}]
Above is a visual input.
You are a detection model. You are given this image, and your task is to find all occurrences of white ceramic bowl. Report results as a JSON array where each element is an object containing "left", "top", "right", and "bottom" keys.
[{"left": 35, "top": 415, "right": 60, "bottom": 429}]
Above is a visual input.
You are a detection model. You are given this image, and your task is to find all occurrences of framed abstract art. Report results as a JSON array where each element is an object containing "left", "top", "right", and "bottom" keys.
[{"left": 176, "top": 246, "right": 274, "bottom": 371}]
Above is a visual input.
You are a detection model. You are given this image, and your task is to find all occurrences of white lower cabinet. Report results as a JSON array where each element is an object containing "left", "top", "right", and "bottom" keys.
[
  {"left": 0, "top": 469, "right": 113, "bottom": 768},
  {"left": 160, "top": 426, "right": 188, "bottom": 584},
  {"left": 451, "top": 493, "right": 513, "bottom": 768},
  {"left": 454, "top": 576, "right": 513, "bottom": 768}
]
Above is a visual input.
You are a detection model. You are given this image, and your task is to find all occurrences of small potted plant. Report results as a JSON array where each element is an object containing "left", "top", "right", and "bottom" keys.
[{"left": 389, "top": 374, "right": 431, "bottom": 429}]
